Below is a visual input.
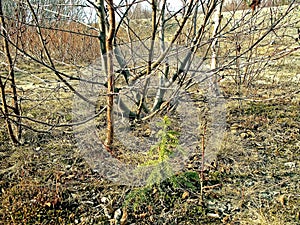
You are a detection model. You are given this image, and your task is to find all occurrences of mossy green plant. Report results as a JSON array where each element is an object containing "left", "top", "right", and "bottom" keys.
[
  {"left": 125, "top": 116, "right": 182, "bottom": 210},
  {"left": 146, "top": 115, "right": 180, "bottom": 164},
  {"left": 124, "top": 116, "right": 203, "bottom": 214},
  {"left": 142, "top": 115, "right": 183, "bottom": 185}
]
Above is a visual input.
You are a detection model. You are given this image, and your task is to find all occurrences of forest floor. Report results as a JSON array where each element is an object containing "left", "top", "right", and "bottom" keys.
[{"left": 0, "top": 58, "right": 300, "bottom": 225}]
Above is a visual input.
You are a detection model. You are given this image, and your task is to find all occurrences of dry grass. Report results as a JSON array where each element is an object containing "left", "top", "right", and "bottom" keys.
[{"left": 0, "top": 4, "right": 299, "bottom": 225}]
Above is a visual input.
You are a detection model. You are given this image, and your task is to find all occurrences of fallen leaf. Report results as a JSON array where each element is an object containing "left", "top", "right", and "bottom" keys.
[
  {"left": 182, "top": 191, "right": 189, "bottom": 199},
  {"left": 44, "top": 202, "right": 51, "bottom": 207}
]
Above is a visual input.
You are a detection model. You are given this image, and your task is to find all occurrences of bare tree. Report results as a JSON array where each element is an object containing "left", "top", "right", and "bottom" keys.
[{"left": 0, "top": 0, "right": 298, "bottom": 159}]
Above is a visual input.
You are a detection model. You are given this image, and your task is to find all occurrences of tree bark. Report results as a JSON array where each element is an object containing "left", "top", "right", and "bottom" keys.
[
  {"left": 0, "top": 0, "right": 21, "bottom": 145},
  {"left": 105, "top": 0, "right": 116, "bottom": 149},
  {"left": 96, "top": 0, "right": 108, "bottom": 73},
  {"left": 211, "top": 0, "right": 223, "bottom": 71}
]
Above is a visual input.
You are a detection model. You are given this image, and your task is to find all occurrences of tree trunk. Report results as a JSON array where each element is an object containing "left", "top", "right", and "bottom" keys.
[
  {"left": 96, "top": 0, "right": 108, "bottom": 73},
  {"left": 105, "top": 0, "right": 116, "bottom": 149},
  {"left": 0, "top": 0, "right": 21, "bottom": 145},
  {"left": 211, "top": 0, "right": 223, "bottom": 72}
]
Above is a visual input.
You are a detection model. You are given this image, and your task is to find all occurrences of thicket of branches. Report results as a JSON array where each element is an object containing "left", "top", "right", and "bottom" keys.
[{"left": 0, "top": 0, "right": 299, "bottom": 152}]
